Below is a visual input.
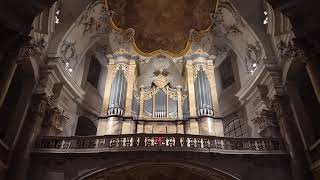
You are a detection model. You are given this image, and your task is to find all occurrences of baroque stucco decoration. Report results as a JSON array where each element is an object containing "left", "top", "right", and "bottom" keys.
[
  {"left": 104, "top": 0, "right": 219, "bottom": 57},
  {"left": 252, "top": 85, "right": 279, "bottom": 136},
  {"left": 245, "top": 42, "right": 263, "bottom": 72},
  {"left": 136, "top": 56, "right": 184, "bottom": 88},
  {"left": 59, "top": 40, "right": 78, "bottom": 65}
]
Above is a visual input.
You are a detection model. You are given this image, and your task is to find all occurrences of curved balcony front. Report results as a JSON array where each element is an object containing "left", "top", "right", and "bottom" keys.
[{"left": 33, "top": 134, "right": 286, "bottom": 155}]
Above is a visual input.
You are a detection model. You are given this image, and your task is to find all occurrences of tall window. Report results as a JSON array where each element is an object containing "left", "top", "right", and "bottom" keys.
[
  {"left": 87, "top": 56, "right": 101, "bottom": 88},
  {"left": 219, "top": 56, "right": 235, "bottom": 90}
]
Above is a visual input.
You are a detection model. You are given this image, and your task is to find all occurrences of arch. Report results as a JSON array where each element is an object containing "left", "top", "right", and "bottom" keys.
[
  {"left": 74, "top": 161, "right": 240, "bottom": 180},
  {"left": 75, "top": 116, "right": 97, "bottom": 136}
]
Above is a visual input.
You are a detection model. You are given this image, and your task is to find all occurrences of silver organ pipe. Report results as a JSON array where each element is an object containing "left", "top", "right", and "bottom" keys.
[
  {"left": 108, "top": 68, "right": 127, "bottom": 116},
  {"left": 195, "top": 67, "right": 214, "bottom": 117}
]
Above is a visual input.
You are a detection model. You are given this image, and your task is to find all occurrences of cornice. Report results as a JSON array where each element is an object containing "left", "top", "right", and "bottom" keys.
[
  {"left": 47, "top": 57, "right": 86, "bottom": 103},
  {"left": 235, "top": 59, "right": 282, "bottom": 105}
]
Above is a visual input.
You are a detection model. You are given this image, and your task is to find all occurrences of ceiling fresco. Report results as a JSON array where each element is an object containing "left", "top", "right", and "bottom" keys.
[{"left": 105, "top": 0, "right": 218, "bottom": 57}]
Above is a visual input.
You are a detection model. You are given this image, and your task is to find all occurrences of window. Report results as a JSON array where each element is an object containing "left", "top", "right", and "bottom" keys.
[
  {"left": 224, "top": 118, "right": 247, "bottom": 137},
  {"left": 87, "top": 56, "right": 101, "bottom": 88},
  {"left": 219, "top": 56, "right": 235, "bottom": 89}
]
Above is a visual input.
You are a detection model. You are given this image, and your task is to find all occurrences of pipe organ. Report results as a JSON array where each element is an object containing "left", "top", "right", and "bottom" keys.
[
  {"left": 98, "top": 52, "right": 223, "bottom": 136},
  {"left": 194, "top": 66, "right": 214, "bottom": 117}
]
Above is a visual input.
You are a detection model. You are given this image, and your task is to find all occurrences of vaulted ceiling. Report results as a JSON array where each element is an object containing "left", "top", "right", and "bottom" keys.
[{"left": 106, "top": 0, "right": 218, "bottom": 56}]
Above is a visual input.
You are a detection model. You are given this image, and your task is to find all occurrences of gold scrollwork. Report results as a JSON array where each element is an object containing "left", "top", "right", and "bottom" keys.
[
  {"left": 193, "top": 64, "right": 210, "bottom": 79},
  {"left": 114, "top": 63, "right": 129, "bottom": 81}
]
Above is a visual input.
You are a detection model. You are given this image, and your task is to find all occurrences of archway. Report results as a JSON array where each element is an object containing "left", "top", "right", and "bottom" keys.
[{"left": 77, "top": 162, "right": 239, "bottom": 180}]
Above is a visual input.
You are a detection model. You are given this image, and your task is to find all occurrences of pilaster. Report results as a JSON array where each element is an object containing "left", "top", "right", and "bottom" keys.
[
  {"left": 101, "top": 63, "right": 116, "bottom": 116},
  {"left": 124, "top": 60, "right": 137, "bottom": 116},
  {"left": 177, "top": 87, "right": 183, "bottom": 119},
  {"left": 207, "top": 61, "right": 220, "bottom": 116},
  {"left": 139, "top": 88, "right": 145, "bottom": 119},
  {"left": 186, "top": 60, "right": 197, "bottom": 117}
]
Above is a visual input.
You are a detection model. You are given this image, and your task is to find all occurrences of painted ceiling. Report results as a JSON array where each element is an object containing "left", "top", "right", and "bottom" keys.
[{"left": 105, "top": 0, "right": 218, "bottom": 57}]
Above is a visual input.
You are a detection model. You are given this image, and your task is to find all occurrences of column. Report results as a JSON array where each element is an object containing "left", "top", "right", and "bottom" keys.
[
  {"left": 124, "top": 60, "right": 136, "bottom": 116},
  {"left": 0, "top": 59, "right": 17, "bottom": 108},
  {"left": 286, "top": 82, "right": 315, "bottom": 146},
  {"left": 305, "top": 58, "right": 320, "bottom": 103},
  {"left": 207, "top": 61, "right": 220, "bottom": 116},
  {"left": 177, "top": 86, "right": 183, "bottom": 119},
  {"left": 7, "top": 93, "right": 48, "bottom": 180},
  {"left": 4, "top": 77, "right": 35, "bottom": 147},
  {"left": 272, "top": 95, "right": 312, "bottom": 180},
  {"left": 186, "top": 60, "right": 197, "bottom": 117}
]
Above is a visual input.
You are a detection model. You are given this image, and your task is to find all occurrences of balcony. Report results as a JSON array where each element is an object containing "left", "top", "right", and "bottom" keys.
[{"left": 33, "top": 134, "right": 286, "bottom": 155}]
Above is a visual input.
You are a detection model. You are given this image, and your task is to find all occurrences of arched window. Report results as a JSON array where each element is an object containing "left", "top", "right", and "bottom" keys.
[
  {"left": 75, "top": 116, "right": 97, "bottom": 136},
  {"left": 86, "top": 56, "right": 101, "bottom": 89}
]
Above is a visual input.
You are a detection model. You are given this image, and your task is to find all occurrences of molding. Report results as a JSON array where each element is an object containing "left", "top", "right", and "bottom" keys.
[
  {"left": 47, "top": 57, "right": 86, "bottom": 104},
  {"left": 235, "top": 59, "right": 282, "bottom": 105}
]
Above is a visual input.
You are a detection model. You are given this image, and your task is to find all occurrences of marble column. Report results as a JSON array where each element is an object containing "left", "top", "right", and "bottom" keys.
[
  {"left": 4, "top": 77, "right": 35, "bottom": 147},
  {"left": 7, "top": 93, "right": 48, "bottom": 180},
  {"left": 186, "top": 60, "right": 197, "bottom": 117},
  {"left": 286, "top": 82, "right": 316, "bottom": 146},
  {"left": 305, "top": 58, "right": 320, "bottom": 104},
  {"left": 272, "top": 95, "right": 312, "bottom": 180},
  {"left": 0, "top": 59, "right": 17, "bottom": 108},
  {"left": 198, "top": 117, "right": 224, "bottom": 136},
  {"left": 124, "top": 60, "right": 136, "bottom": 117},
  {"left": 99, "top": 116, "right": 122, "bottom": 135}
]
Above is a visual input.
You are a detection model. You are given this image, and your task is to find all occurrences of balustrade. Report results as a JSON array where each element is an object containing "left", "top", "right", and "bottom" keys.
[{"left": 33, "top": 134, "right": 286, "bottom": 154}]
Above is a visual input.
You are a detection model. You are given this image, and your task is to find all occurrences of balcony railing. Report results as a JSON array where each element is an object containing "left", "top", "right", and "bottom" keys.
[{"left": 33, "top": 134, "right": 287, "bottom": 154}]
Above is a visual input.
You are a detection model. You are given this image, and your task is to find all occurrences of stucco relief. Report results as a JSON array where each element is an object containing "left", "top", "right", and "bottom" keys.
[
  {"left": 60, "top": 40, "right": 78, "bottom": 65},
  {"left": 252, "top": 85, "right": 279, "bottom": 136},
  {"left": 245, "top": 42, "right": 263, "bottom": 72}
]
